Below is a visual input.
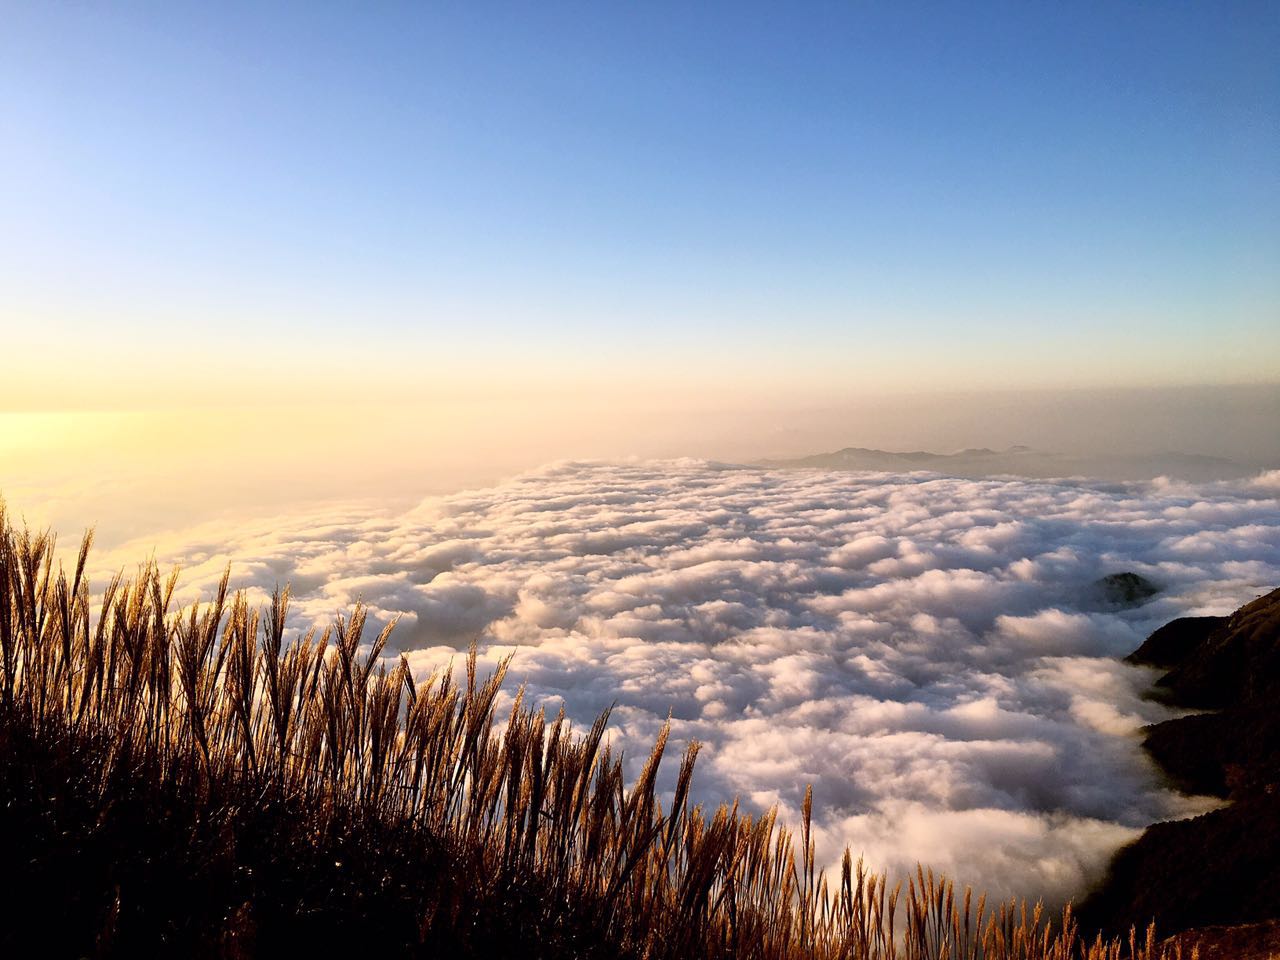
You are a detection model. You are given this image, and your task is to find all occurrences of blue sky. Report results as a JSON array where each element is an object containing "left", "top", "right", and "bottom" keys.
[{"left": 2, "top": 1, "right": 1277, "bottom": 403}]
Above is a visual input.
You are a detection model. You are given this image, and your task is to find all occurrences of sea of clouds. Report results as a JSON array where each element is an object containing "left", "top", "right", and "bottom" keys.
[{"left": 102, "top": 462, "right": 1280, "bottom": 904}]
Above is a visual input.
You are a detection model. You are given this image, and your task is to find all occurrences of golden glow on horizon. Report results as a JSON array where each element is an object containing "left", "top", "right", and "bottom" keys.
[{"left": 3, "top": 383, "right": 1278, "bottom": 552}]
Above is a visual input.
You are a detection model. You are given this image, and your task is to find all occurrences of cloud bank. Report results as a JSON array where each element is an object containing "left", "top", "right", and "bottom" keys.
[{"left": 104, "top": 462, "right": 1280, "bottom": 904}]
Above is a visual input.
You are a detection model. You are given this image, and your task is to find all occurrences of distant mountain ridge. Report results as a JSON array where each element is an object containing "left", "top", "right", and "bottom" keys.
[{"left": 758, "top": 445, "right": 1267, "bottom": 483}]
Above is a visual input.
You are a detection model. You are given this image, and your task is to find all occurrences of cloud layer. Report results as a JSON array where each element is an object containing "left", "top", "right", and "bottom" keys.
[{"left": 105, "top": 462, "right": 1280, "bottom": 904}]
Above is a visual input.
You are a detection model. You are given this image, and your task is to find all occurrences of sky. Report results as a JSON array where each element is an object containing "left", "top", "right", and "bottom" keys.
[{"left": 2, "top": 1, "right": 1277, "bottom": 411}]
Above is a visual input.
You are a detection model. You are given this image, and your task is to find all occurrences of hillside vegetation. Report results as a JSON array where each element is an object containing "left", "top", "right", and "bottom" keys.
[{"left": 0, "top": 505, "right": 1205, "bottom": 958}]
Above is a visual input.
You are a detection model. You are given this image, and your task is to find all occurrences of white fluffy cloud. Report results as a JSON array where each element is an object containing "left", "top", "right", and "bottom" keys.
[{"left": 103, "top": 461, "right": 1280, "bottom": 904}]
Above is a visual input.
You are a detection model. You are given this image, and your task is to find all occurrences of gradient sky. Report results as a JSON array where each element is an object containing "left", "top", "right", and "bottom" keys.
[{"left": 3, "top": 1, "right": 1278, "bottom": 409}]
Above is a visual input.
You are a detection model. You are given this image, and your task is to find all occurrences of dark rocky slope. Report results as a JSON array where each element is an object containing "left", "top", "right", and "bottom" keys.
[{"left": 1080, "top": 587, "right": 1280, "bottom": 939}]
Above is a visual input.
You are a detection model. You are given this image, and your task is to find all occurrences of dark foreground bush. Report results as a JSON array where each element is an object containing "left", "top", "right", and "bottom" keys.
[{"left": 0, "top": 504, "right": 1179, "bottom": 958}]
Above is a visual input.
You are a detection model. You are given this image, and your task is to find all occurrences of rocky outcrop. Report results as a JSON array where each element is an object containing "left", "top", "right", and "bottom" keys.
[
  {"left": 1163, "top": 919, "right": 1280, "bottom": 960},
  {"left": 1127, "top": 616, "right": 1227, "bottom": 670},
  {"left": 1093, "top": 572, "right": 1161, "bottom": 609},
  {"left": 1080, "top": 588, "right": 1280, "bottom": 938},
  {"left": 1155, "top": 589, "right": 1280, "bottom": 709}
]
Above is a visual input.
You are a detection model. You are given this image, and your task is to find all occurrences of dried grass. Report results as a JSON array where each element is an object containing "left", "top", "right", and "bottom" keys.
[{"left": 0, "top": 504, "right": 1189, "bottom": 958}]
